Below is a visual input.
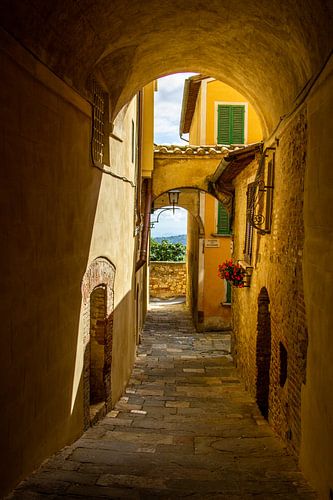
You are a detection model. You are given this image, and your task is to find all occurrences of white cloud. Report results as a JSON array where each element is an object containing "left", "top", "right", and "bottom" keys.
[
  {"left": 151, "top": 207, "right": 187, "bottom": 237},
  {"left": 154, "top": 72, "right": 197, "bottom": 144}
]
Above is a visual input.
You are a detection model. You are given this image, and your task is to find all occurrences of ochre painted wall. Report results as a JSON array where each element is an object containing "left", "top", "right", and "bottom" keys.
[
  {"left": 0, "top": 33, "right": 147, "bottom": 496},
  {"left": 188, "top": 79, "right": 263, "bottom": 330},
  {"left": 202, "top": 194, "right": 232, "bottom": 330}
]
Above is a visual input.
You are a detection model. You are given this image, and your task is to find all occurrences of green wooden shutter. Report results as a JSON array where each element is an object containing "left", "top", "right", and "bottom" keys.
[
  {"left": 226, "top": 281, "right": 232, "bottom": 303},
  {"left": 217, "top": 105, "right": 231, "bottom": 144},
  {"left": 217, "top": 105, "right": 245, "bottom": 145},
  {"left": 217, "top": 202, "right": 230, "bottom": 235},
  {"left": 231, "top": 105, "right": 245, "bottom": 144}
]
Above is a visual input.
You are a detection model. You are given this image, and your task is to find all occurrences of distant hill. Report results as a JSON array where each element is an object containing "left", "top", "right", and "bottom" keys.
[{"left": 153, "top": 234, "right": 187, "bottom": 246}]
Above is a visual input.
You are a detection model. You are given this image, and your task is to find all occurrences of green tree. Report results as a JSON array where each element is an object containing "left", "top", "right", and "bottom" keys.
[{"left": 150, "top": 239, "right": 186, "bottom": 262}]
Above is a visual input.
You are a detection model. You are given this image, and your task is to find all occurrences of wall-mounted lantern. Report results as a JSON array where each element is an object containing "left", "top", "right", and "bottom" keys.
[{"left": 168, "top": 190, "right": 181, "bottom": 214}]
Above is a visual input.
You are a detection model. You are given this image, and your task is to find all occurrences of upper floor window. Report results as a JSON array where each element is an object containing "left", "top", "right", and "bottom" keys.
[
  {"left": 91, "top": 79, "right": 110, "bottom": 166},
  {"left": 217, "top": 202, "right": 231, "bottom": 235},
  {"left": 217, "top": 104, "right": 245, "bottom": 145}
]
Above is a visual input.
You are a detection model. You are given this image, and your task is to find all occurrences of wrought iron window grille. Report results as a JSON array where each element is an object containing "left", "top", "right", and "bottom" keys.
[
  {"left": 237, "top": 260, "right": 254, "bottom": 288},
  {"left": 247, "top": 147, "right": 276, "bottom": 235},
  {"left": 89, "top": 78, "right": 111, "bottom": 166}
]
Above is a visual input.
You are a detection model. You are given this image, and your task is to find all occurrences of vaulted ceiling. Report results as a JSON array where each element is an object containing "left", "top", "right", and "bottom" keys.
[{"left": 1, "top": 0, "right": 332, "bottom": 135}]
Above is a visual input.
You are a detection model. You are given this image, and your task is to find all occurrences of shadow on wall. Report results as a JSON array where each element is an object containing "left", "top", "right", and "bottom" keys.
[
  {"left": 69, "top": 287, "right": 137, "bottom": 437},
  {"left": 0, "top": 37, "right": 105, "bottom": 496}
]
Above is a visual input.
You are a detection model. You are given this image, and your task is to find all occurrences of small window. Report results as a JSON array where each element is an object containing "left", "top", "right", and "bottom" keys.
[
  {"left": 217, "top": 202, "right": 231, "bottom": 235},
  {"left": 244, "top": 182, "right": 256, "bottom": 263},
  {"left": 91, "top": 79, "right": 110, "bottom": 165},
  {"left": 279, "top": 342, "right": 288, "bottom": 387},
  {"left": 217, "top": 104, "right": 245, "bottom": 145}
]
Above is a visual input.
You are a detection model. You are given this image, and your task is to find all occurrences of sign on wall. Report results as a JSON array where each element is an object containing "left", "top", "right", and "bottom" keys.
[{"left": 205, "top": 239, "right": 220, "bottom": 248}]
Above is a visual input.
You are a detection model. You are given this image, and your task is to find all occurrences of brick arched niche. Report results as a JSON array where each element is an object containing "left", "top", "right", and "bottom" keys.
[
  {"left": 81, "top": 257, "right": 115, "bottom": 428},
  {"left": 256, "top": 287, "right": 271, "bottom": 420}
]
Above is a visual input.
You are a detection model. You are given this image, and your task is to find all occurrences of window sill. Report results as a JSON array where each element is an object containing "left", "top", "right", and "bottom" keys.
[
  {"left": 221, "top": 302, "right": 231, "bottom": 307},
  {"left": 211, "top": 233, "right": 232, "bottom": 238}
]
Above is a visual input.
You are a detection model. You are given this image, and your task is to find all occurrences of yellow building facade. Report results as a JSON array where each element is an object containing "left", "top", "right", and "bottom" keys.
[{"left": 181, "top": 77, "right": 262, "bottom": 330}]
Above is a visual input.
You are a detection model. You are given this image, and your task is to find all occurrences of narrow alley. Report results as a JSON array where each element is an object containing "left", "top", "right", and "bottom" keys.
[{"left": 8, "top": 303, "right": 316, "bottom": 499}]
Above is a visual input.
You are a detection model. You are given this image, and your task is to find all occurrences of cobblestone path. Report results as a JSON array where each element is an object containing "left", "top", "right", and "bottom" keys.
[{"left": 8, "top": 302, "right": 316, "bottom": 499}]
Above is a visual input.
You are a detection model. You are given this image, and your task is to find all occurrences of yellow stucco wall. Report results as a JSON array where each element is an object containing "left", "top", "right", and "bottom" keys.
[
  {"left": 205, "top": 81, "right": 261, "bottom": 328},
  {"left": 188, "top": 78, "right": 263, "bottom": 330},
  {"left": 202, "top": 194, "right": 232, "bottom": 330},
  {"left": 0, "top": 33, "right": 149, "bottom": 496}
]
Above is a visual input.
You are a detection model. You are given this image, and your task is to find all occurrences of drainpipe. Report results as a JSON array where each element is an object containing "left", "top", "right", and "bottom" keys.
[
  {"left": 136, "top": 178, "right": 152, "bottom": 272},
  {"left": 210, "top": 156, "right": 232, "bottom": 185}
]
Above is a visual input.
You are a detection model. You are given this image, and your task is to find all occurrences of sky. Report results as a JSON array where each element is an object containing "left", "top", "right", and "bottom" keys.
[
  {"left": 151, "top": 207, "right": 187, "bottom": 238},
  {"left": 152, "top": 73, "right": 196, "bottom": 237},
  {"left": 154, "top": 72, "right": 196, "bottom": 145}
]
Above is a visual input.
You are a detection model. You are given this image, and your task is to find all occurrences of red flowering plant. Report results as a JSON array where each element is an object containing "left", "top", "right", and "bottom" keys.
[{"left": 218, "top": 259, "right": 246, "bottom": 288}]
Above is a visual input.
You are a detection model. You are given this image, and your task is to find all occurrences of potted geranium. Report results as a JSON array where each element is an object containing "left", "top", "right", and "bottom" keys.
[{"left": 218, "top": 259, "right": 246, "bottom": 288}]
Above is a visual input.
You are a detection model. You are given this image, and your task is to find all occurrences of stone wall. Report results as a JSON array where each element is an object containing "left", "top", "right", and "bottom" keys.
[
  {"left": 150, "top": 262, "right": 186, "bottom": 298},
  {"left": 232, "top": 109, "right": 308, "bottom": 457}
]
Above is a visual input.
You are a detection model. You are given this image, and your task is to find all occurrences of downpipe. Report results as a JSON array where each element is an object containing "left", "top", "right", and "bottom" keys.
[{"left": 136, "top": 178, "right": 152, "bottom": 272}]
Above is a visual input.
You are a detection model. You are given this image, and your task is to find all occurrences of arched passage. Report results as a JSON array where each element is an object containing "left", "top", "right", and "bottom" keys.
[
  {"left": 1, "top": 1, "right": 331, "bottom": 133},
  {"left": 1, "top": 3, "right": 333, "bottom": 497}
]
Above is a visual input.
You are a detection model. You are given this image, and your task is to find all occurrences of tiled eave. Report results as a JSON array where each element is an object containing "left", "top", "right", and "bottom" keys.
[
  {"left": 154, "top": 144, "right": 241, "bottom": 158},
  {"left": 212, "top": 142, "right": 263, "bottom": 188}
]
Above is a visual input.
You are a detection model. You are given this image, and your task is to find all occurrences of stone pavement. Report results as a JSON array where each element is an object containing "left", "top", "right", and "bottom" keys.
[{"left": 7, "top": 302, "right": 317, "bottom": 499}]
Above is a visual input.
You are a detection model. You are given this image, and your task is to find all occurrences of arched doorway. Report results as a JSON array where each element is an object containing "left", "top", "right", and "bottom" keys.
[
  {"left": 81, "top": 257, "right": 116, "bottom": 428},
  {"left": 256, "top": 287, "right": 271, "bottom": 419}
]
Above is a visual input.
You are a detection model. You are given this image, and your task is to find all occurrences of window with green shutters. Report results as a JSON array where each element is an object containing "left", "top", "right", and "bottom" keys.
[
  {"left": 217, "top": 104, "right": 245, "bottom": 145},
  {"left": 217, "top": 202, "right": 231, "bottom": 235}
]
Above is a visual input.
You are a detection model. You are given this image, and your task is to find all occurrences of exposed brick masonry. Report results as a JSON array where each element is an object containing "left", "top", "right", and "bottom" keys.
[{"left": 81, "top": 257, "right": 116, "bottom": 428}]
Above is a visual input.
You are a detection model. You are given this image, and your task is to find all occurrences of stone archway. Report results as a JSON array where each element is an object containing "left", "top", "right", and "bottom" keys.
[
  {"left": 256, "top": 287, "right": 271, "bottom": 420},
  {"left": 81, "top": 257, "right": 116, "bottom": 428}
]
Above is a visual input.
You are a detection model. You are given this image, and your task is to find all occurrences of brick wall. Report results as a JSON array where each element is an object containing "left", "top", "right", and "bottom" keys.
[
  {"left": 150, "top": 262, "right": 186, "bottom": 298},
  {"left": 232, "top": 109, "right": 308, "bottom": 455}
]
